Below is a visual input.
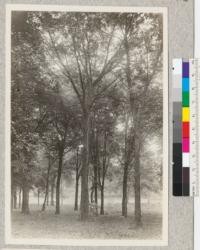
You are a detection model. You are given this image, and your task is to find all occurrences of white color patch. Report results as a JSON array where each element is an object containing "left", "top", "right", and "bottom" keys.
[
  {"left": 173, "top": 58, "right": 182, "bottom": 75},
  {"left": 182, "top": 153, "right": 190, "bottom": 167}
]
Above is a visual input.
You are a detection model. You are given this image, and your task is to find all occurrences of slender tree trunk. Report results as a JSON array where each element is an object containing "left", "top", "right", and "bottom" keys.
[
  {"left": 11, "top": 187, "right": 17, "bottom": 209},
  {"left": 42, "top": 156, "right": 51, "bottom": 211},
  {"left": 90, "top": 187, "right": 94, "bottom": 203},
  {"left": 74, "top": 148, "right": 79, "bottom": 211},
  {"left": 93, "top": 129, "right": 99, "bottom": 209},
  {"left": 11, "top": 169, "right": 14, "bottom": 210},
  {"left": 100, "top": 132, "right": 108, "bottom": 216},
  {"left": 47, "top": 191, "right": 49, "bottom": 206},
  {"left": 55, "top": 146, "right": 64, "bottom": 214},
  {"left": 122, "top": 163, "right": 128, "bottom": 217},
  {"left": 51, "top": 181, "right": 55, "bottom": 206},
  {"left": 61, "top": 178, "right": 64, "bottom": 206},
  {"left": 74, "top": 175, "right": 79, "bottom": 211},
  {"left": 134, "top": 138, "right": 142, "bottom": 226},
  {"left": 11, "top": 186, "right": 14, "bottom": 210},
  {"left": 94, "top": 163, "right": 98, "bottom": 204},
  {"left": 80, "top": 115, "right": 90, "bottom": 220},
  {"left": 100, "top": 184, "right": 104, "bottom": 215},
  {"left": 122, "top": 111, "right": 129, "bottom": 217},
  {"left": 124, "top": 29, "right": 142, "bottom": 226},
  {"left": 18, "top": 188, "right": 21, "bottom": 209},
  {"left": 22, "top": 184, "right": 29, "bottom": 214},
  {"left": 38, "top": 189, "right": 40, "bottom": 206},
  {"left": 13, "top": 189, "right": 17, "bottom": 209}
]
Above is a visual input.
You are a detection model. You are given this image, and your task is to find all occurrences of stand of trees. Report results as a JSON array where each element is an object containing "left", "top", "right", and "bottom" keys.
[{"left": 11, "top": 11, "right": 163, "bottom": 225}]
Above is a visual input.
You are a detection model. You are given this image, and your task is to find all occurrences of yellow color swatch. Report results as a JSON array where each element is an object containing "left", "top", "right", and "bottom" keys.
[{"left": 182, "top": 107, "right": 190, "bottom": 122}]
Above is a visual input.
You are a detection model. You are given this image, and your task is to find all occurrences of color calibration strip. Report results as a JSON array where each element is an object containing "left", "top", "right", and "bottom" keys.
[
  {"left": 189, "top": 59, "right": 199, "bottom": 196},
  {"left": 182, "top": 61, "right": 190, "bottom": 196},
  {"left": 172, "top": 59, "right": 199, "bottom": 196}
]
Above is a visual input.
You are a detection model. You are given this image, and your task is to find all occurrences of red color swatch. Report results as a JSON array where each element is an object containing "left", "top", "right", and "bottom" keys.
[{"left": 182, "top": 122, "right": 189, "bottom": 138}]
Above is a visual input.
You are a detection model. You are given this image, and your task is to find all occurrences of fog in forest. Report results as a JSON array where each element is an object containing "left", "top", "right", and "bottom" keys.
[{"left": 10, "top": 9, "right": 165, "bottom": 241}]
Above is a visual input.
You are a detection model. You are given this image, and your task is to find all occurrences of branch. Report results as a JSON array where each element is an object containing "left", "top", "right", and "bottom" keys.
[
  {"left": 101, "top": 25, "right": 116, "bottom": 71},
  {"left": 71, "top": 34, "right": 86, "bottom": 99},
  {"left": 47, "top": 30, "right": 83, "bottom": 107},
  {"left": 93, "top": 42, "right": 124, "bottom": 87},
  {"left": 90, "top": 77, "right": 119, "bottom": 109}
]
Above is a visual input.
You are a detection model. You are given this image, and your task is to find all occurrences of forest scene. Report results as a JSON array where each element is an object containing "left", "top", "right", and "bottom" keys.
[{"left": 10, "top": 9, "right": 165, "bottom": 240}]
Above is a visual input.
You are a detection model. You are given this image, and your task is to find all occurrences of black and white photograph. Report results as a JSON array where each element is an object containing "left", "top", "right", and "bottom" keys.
[{"left": 5, "top": 5, "right": 168, "bottom": 246}]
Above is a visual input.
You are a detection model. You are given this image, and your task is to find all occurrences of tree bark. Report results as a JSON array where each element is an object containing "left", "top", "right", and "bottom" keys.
[
  {"left": 42, "top": 155, "right": 51, "bottom": 211},
  {"left": 122, "top": 163, "right": 128, "bottom": 217},
  {"left": 122, "top": 113, "right": 130, "bottom": 217},
  {"left": 38, "top": 189, "right": 40, "bottom": 206},
  {"left": 13, "top": 189, "right": 17, "bottom": 209},
  {"left": 74, "top": 147, "right": 80, "bottom": 211},
  {"left": 74, "top": 178, "right": 79, "bottom": 211},
  {"left": 47, "top": 191, "right": 49, "bottom": 206},
  {"left": 80, "top": 114, "right": 90, "bottom": 220},
  {"left": 18, "top": 188, "right": 21, "bottom": 209},
  {"left": 100, "top": 184, "right": 104, "bottom": 215},
  {"left": 22, "top": 184, "right": 29, "bottom": 214},
  {"left": 93, "top": 128, "right": 99, "bottom": 206},
  {"left": 94, "top": 163, "right": 98, "bottom": 204},
  {"left": 134, "top": 137, "right": 142, "bottom": 226},
  {"left": 51, "top": 181, "right": 55, "bottom": 206},
  {"left": 11, "top": 186, "right": 14, "bottom": 210},
  {"left": 123, "top": 26, "right": 142, "bottom": 226},
  {"left": 99, "top": 131, "right": 108, "bottom": 216},
  {"left": 61, "top": 177, "right": 64, "bottom": 206},
  {"left": 90, "top": 187, "right": 94, "bottom": 203},
  {"left": 74, "top": 174, "right": 79, "bottom": 211},
  {"left": 11, "top": 186, "right": 17, "bottom": 210},
  {"left": 55, "top": 146, "right": 64, "bottom": 214}
]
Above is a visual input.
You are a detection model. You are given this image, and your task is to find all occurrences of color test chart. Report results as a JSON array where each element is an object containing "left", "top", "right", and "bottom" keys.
[{"left": 172, "top": 59, "right": 199, "bottom": 196}]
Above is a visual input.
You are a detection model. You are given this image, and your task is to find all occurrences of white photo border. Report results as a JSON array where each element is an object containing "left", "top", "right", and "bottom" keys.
[{"left": 5, "top": 4, "right": 168, "bottom": 247}]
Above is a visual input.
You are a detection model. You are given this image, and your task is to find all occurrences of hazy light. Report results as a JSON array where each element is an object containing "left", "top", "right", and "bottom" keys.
[{"left": 116, "top": 123, "right": 124, "bottom": 132}]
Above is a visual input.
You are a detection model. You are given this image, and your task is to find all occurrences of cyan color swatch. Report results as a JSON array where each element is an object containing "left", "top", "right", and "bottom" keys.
[{"left": 182, "top": 78, "right": 189, "bottom": 92}]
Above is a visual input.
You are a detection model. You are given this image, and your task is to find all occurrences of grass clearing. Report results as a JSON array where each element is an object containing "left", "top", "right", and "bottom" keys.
[{"left": 12, "top": 201, "right": 162, "bottom": 240}]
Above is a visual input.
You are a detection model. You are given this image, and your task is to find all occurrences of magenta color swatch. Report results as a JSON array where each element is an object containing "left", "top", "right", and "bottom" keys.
[{"left": 182, "top": 138, "right": 190, "bottom": 152}]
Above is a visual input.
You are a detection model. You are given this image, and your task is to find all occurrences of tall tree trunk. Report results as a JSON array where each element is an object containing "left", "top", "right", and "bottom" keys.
[
  {"left": 11, "top": 186, "right": 14, "bottom": 209},
  {"left": 51, "top": 180, "right": 55, "bottom": 206},
  {"left": 42, "top": 156, "right": 51, "bottom": 211},
  {"left": 94, "top": 163, "right": 98, "bottom": 204},
  {"left": 61, "top": 178, "right": 64, "bottom": 206},
  {"left": 122, "top": 112, "right": 129, "bottom": 217},
  {"left": 134, "top": 138, "right": 142, "bottom": 226},
  {"left": 80, "top": 115, "right": 90, "bottom": 220},
  {"left": 47, "top": 191, "right": 49, "bottom": 206},
  {"left": 55, "top": 146, "right": 64, "bottom": 214},
  {"left": 11, "top": 187, "right": 17, "bottom": 209},
  {"left": 13, "top": 189, "right": 17, "bottom": 209},
  {"left": 93, "top": 129, "right": 99, "bottom": 207},
  {"left": 74, "top": 174, "right": 79, "bottom": 211},
  {"left": 38, "top": 189, "right": 40, "bottom": 206},
  {"left": 22, "top": 184, "right": 29, "bottom": 214},
  {"left": 90, "top": 187, "right": 94, "bottom": 203},
  {"left": 74, "top": 147, "right": 80, "bottom": 211},
  {"left": 100, "top": 183, "right": 104, "bottom": 215},
  {"left": 11, "top": 169, "right": 14, "bottom": 210},
  {"left": 100, "top": 131, "right": 108, "bottom": 216},
  {"left": 18, "top": 188, "right": 21, "bottom": 209},
  {"left": 124, "top": 28, "right": 142, "bottom": 226},
  {"left": 122, "top": 163, "right": 128, "bottom": 217}
]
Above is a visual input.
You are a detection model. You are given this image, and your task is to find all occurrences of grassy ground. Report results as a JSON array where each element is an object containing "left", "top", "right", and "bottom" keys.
[{"left": 12, "top": 201, "right": 162, "bottom": 240}]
